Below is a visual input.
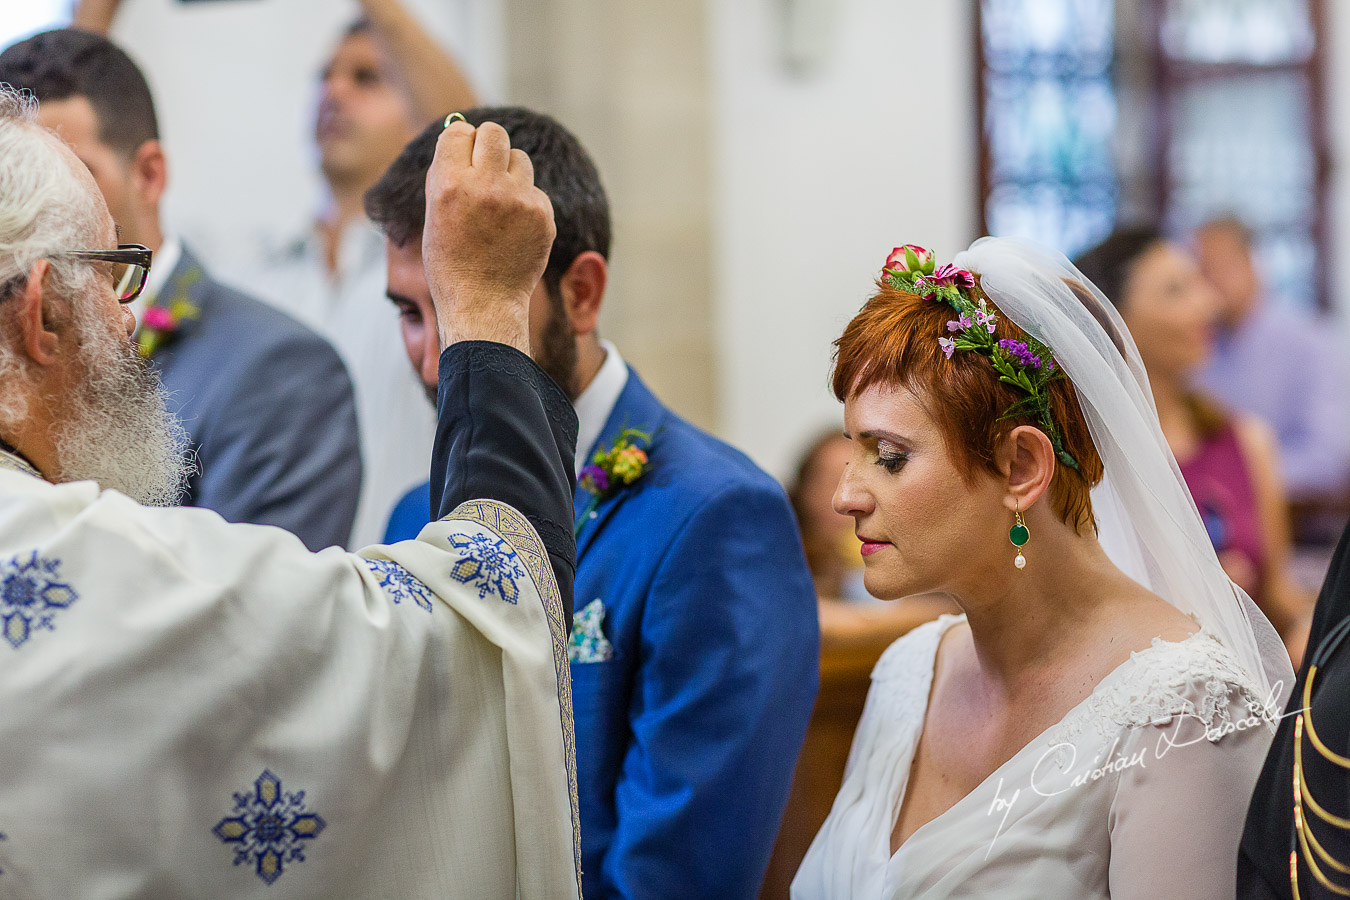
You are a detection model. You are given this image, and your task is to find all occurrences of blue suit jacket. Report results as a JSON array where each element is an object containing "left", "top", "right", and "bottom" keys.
[
  {"left": 572, "top": 368, "right": 818, "bottom": 899},
  {"left": 382, "top": 367, "right": 820, "bottom": 897},
  {"left": 152, "top": 246, "right": 362, "bottom": 550}
]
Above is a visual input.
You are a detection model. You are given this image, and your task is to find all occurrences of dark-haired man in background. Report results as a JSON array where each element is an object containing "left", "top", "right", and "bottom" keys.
[
  {"left": 0, "top": 29, "right": 362, "bottom": 549},
  {"left": 367, "top": 106, "right": 820, "bottom": 899}
]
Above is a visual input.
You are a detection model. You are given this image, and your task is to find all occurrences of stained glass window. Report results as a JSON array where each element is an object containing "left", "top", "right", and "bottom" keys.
[
  {"left": 1161, "top": 0, "right": 1314, "bottom": 63},
  {"left": 1157, "top": 0, "right": 1326, "bottom": 309},
  {"left": 978, "top": 0, "right": 1327, "bottom": 309},
  {"left": 979, "top": 0, "right": 1118, "bottom": 259}
]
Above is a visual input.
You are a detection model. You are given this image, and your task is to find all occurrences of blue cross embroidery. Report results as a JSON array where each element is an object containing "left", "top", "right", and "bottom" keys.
[
  {"left": 0, "top": 551, "right": 77, "bottom": 650},
  {"left": 448, "top": 532, "right": 525, "bottom": 604},
  {"left": 212, "top": 771, "right": 326, "bottom": 885},
  {"left": 363, "top": 559, "right": 434, "bottom": 613}
]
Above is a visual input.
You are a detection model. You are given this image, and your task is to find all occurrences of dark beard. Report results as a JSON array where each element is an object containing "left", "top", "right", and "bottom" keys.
[
  {"left": 533, "top": 290, "right": 580, "bottom": 401},
  {"left": 421, "top": 291, "right": 578, "bottom": 404}
]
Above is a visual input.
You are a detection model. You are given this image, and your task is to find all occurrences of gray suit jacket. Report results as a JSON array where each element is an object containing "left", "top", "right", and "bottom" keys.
[{"left": 151, "top": 245, "right": 362, "bottom": 549}]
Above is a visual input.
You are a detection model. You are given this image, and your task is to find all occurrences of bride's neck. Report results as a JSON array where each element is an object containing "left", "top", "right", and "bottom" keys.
[{"left": 948, "top": 529, "right": 1127, "bottom": 685}]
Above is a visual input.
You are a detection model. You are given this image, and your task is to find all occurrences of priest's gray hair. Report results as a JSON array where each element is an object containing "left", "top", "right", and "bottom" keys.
[{"left": 0, "top": 82, "right": 104, "bottom": 425}]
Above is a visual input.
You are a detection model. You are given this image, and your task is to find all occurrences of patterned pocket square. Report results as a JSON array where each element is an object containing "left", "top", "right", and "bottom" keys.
[{"left": 568, "top": 598, "right": 614, "bottom": 663}]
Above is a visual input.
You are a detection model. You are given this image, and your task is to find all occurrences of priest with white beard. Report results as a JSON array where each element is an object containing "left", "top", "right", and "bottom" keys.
[{"left": 0, "top": 86, "right": 581, "bottom": 900}]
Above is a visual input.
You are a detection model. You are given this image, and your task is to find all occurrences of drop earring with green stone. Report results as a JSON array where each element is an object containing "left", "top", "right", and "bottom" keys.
[{"left": 1010, "top": 506, "right": 1030, "bottom": 569}]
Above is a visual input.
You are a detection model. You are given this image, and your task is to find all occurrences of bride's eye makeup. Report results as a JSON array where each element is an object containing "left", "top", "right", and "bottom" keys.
[
  {"left": 876, "top": 451, "right": 907, "bottom": 473},
  {"left": 875, "top": 440, "right": 909, "bottom": 473},
  {"left": 846, "top": 430, "right": 912, "bottom": 473}
]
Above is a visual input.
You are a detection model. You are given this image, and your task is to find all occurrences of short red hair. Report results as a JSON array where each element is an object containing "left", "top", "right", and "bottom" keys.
[{"left": 832, "top": 278, "right": 1103, "bottom": 533}]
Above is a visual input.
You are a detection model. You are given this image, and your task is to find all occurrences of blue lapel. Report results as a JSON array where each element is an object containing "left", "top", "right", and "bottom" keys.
[{"left": 573, "top": 367, "right": 668, "bottom": 559}]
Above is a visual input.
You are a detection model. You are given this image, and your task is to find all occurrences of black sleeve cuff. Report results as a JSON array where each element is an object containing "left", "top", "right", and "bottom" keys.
[{"left": 431, "top": 341, "right": 579, "bottom": 620}]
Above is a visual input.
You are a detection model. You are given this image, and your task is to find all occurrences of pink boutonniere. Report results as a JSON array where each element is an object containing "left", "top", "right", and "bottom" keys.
[
  {"left": 576, "top": 427, "right": 654, "bottom": 536},
  {"left": 137, "top": 296, "right": 200, "bottom": 358}
]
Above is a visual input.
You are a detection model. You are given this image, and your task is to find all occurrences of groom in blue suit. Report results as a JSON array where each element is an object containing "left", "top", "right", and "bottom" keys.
[{"left": 370, "top": 108, "right": 820, "bottom": 897}]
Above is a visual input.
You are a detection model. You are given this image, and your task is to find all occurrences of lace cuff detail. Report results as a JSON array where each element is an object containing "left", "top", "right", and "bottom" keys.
[{"left": 439, "top": 341, "right": 579, "bottom": 450}]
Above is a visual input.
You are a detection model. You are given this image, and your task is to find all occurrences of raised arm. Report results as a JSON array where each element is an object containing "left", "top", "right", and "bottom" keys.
[
  {"left": 71, "top": 0, "right": 120, "bottom": 34},
  {"left": 359, "top": 0, "right": 477, "bottom": 122},
  {"left": 421, "top": 119, "right": 577, "bottom": 618}
]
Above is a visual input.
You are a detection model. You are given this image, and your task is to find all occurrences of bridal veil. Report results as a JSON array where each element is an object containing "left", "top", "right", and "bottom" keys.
[{"left": 953, "top": 236, "right": 1294, "bottom": 707}]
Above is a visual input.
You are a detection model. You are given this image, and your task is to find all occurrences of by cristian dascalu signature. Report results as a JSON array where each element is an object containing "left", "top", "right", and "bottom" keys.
[{"left": 982, "top": 681, "right": 1292, "bottom": 859}]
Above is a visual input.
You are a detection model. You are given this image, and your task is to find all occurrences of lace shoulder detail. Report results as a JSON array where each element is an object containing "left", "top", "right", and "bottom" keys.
[
  {"left": 871, "top": 614, "right": 961, "bottom": 684},
  {"left": 860, "top": 615, "right": 959, "bottom": 733},
  {"left": 1050, "top": 631, "right": 1275, "bottom": 748}
]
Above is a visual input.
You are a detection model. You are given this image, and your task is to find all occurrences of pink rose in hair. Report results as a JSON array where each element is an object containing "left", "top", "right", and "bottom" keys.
[{"left": 883, "top": 245, "right": 936, "bottom": 277}]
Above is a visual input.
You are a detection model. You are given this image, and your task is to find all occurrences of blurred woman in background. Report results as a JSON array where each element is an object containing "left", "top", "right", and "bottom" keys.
[
  {"left": 1076, "top": 227, "right": 1313, "bottom": 663},
  {"left": 790, "top": 431, "right": 870, "bottom": 602}
]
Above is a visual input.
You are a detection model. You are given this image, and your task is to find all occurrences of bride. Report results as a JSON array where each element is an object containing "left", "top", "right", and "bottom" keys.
[{"left": 791, "top": 238, "right": 1293, "bottom": 899}]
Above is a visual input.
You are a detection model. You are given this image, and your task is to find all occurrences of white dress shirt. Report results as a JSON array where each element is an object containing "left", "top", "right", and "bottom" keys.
[
  {"left": 128, "top": 233, "right": 182, "bottom": 324},
  {"left": 238, "top": 219, "right": 436, "bottom": 548},
  {"left": 571, "top": 339, "right": 630, "bottom": 478}
]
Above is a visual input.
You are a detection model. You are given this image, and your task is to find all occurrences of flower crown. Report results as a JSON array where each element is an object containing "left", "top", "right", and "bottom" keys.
[{"left": 881, "top": 245, "right": 1080, "bottom": 472}]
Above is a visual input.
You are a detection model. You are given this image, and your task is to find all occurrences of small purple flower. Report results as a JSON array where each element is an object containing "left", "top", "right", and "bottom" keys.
[
  {"left": 938, "top": 337, "right": 956, "bottom": 359},
  {"left": 976, "top": 310, "right": 997, "bottom": 333},
  {"left": 928, "top": 264, "right": 976, "bottom": 290},
  {"left": 946, "top": 314, "right": 972, "bottom": 332},
  {"left": 997, "top": 338, "right": 1044, "bottom": 369},
  {"left": 579, "top": 464, "right": 610, "bottom": 495}
]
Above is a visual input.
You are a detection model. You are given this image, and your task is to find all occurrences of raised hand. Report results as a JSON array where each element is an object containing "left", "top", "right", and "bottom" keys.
[
  {"left": 422, "top": 120, "right": 556, "bottom": 355},
  {"left": 71, "top": 0, "right": 124, "bottom": 34}
]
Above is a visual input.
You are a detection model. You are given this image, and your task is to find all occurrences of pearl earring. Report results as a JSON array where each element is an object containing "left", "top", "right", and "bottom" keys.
[{"left": 1009, "top": 505, "right": 1029, "bottom": 570}]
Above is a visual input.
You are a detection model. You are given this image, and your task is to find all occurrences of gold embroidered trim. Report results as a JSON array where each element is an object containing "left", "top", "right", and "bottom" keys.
[
  {"left": 446, "top": 499, "right": 582, "bottom": 896},
  {"left": 0, "top": 448, "right": 41, "bottom": 480}
]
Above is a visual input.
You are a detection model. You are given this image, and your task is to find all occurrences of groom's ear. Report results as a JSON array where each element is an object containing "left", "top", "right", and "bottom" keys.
[
  {"left": 557, "top": 251, "right": 608, "bottom": 336},
  {"left": 997, "top": 424, "right": 1056, "bottom": 513}
]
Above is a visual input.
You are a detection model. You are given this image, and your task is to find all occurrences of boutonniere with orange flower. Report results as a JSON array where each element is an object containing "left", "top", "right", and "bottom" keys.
[{"left": 576, "top": 427, "right": 654, "bottom": 535}]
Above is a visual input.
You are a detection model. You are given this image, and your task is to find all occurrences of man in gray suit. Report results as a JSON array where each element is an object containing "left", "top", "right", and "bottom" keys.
[{"left": 0, "top": 30, "right": 363, "bottom": 550}]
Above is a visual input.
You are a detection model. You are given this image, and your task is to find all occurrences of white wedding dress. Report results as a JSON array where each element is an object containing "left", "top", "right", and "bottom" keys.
[{"left": 792, "top": 615, "right": 1276, "bottom": 899}]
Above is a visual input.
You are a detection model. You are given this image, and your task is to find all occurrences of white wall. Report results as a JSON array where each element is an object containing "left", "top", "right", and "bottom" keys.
[
  {"left": 710, "top": 0, "right": 978, "bottom": 480},
  {"left": 0, "top": 1, "right": 68, "bottom": 48},
  {"left": 101, "top": 0, "right": 502, "bottom": 273}
]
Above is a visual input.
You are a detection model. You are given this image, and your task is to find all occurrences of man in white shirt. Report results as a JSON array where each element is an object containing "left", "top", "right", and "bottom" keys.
[
  {"left": 0, "top": 29, "right": 363, "bottom": 550},
  {"left": 0, "top": 86, "right": 581, "bottom": 897},
  {"left": 238, "top": 7, "right": 478, "bottom": 546}
]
